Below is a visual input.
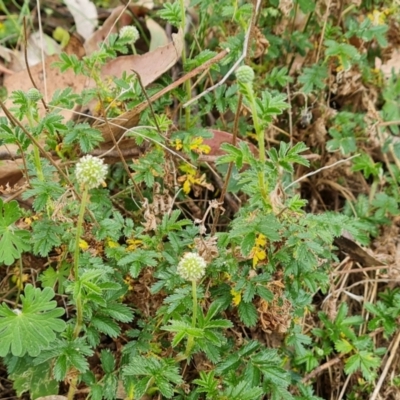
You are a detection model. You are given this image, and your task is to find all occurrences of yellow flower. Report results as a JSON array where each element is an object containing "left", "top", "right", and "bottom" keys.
[
  {"left": 230, "top": 289, "right": 242, "bottom": 306},
  {"left": 126, "top": 238, "right": 142, "bottom": 251},
  {"left": 79, "top": 239, "right": 89, "bottom": 250},
  {"left": 367, "top": 9, "right": 386, "bottom": 26},
  {"left": 251, "top": 233, "right": 267, "bottom": 267},
  {"left": 189, "top": 137, "right": 211, "bottom": 154},
  {"left": 172, "top": 138, "right": 183, "bottom": 150},
  {"left": 107, "top": 238, "right": 119, "bottom": 248},
  {"left": 252, "top": 248, "right": 266, "bottom": 268},
  {"left": 255, "top": 234, "right": 267, "bottom": 247}
]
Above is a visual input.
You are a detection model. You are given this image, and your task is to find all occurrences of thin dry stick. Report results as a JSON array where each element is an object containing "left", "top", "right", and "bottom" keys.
[
  {"left": 315, "top": 0, "right": 332, "bottom": 64},
  {"left": 210, "top": 94, "right": 242, "bottom": 235},
  {"left": 379, "top": 120, "right": 400, "bottom": 126},
  {"left": 132, "top": 69, "right": 161, "bottom": 135},
  {"left": 333, "top": 265, "right": 389, "bottom": 274},
  {"left": 337, "top": 372, "right": 352, "bottom": 400},
  {"left": 284, "top": 154, "right": 360, "bottom": 191},
  {"left": 98, "top": 97, "right": 145, "bottom": 202},
  {"left": 23, "top": 18, "right": 48, "bottom": 112},
  {"left": 370, "top": 330, "right": 400, "bottom": 400},
  {"left": 150, "top": 48, "right": 230, "bottom": 110},
  {"left": 183, "top": 0, "right": 262, "bottom": 108},
  {"left": 35, "top": 0, "right": 48, "bottom": 102},
  {"left": 302, "top": 356, "right": 342, "bottom": 383}
]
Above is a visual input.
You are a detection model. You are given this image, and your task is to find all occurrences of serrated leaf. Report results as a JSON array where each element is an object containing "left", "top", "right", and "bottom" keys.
[
  {"left": 0, "top": 199, "right": 31, "bottom": 265},
  {"left": 238, "top": 302, "right": 258, "bottom": 327},
  {"left": 241, "top": 232, "right": 256, "bottom": 256},
  {"left": 9, "top": 360, "right": 58, "bottom": 399},
  {"left": 90, "top": 315, "right": 120, "bottom": 337},
  {"left": 0, "top": 285, "right": 66, "bottom": 357},
  {"left": 100, "top": 349, "right": 115, "bottom": 374},
  {"left": 335, "top": 339, "right": 354, "bottom": 354}
]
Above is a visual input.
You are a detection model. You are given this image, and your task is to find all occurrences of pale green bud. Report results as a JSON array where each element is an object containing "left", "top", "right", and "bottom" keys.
[
  {"left": 235, "top": 65, "right": 255, "bottom": 84},
  {"left": 75, "top": 155, "right": 108, "bottom": 189},
  {"left": 177, "top": 253, "right": 207, "bottom": 281},
  {"left": 26, "top": 88, "right": 42, "bottom": 102},
  {"left": 119, "top": 25, "right": 140, "bottom": 43}
]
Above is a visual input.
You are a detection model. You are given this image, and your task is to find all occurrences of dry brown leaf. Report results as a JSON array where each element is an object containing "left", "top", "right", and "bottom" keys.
[
  {"left": 375, "top": 50, "right": 400, "bottom": 77},
  {"left": 95, "top": 28, "right": 183, "bottom": 142},
  {"left": 2, "top": 53, "right": 89, "bottom": 128},
  {"left": 146, "top": 18, "right": 169, "bottom": 51},
  {"left": 101, "top": 28, "right": 183, "bottom": 88}
]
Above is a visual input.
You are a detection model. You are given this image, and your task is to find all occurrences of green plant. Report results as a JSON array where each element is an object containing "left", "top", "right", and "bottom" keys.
[{"left": 1, "top": 0, "right": 399, "bottom": 399}]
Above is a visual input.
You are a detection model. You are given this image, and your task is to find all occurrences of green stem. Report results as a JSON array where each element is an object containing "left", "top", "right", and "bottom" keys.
[
  {"left": 73, "top": 187, "right": 89, "bottom": 283},
  {"left": 26, "top": 108, "right": 44, "bottom": 181},
  {"left": 68, "top": 187, "right": 89, "bottom": 400},
  {"left": 185, "top": 280, "right": 198, "bottom": 358},
  {"left": 245, "top": 85, "right": 269, "bottom": 201},
  {"left": 67, "top": 377, "right": 77, "bottom": 400}
]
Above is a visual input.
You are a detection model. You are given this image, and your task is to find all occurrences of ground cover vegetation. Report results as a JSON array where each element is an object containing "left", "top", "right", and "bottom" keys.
[{"left": 0, "top": 0, "right": 399, "bottom": 399}]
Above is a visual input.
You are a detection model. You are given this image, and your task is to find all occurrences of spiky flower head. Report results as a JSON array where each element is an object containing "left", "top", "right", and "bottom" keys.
[
  {"left": 177, "top": 253, "right": 207, "bottom": 281},
  {"left": 26, "top": 88, "right": 42, "bottom": 102},
  {"left": 235, "top": 65, "right": 255, "bottom": 84},
  {"left": 119, "top": 25, "right": 140, "bottom": 43},
  {"left": 75, "top": 155, "right": 108, "bottom": 189}
]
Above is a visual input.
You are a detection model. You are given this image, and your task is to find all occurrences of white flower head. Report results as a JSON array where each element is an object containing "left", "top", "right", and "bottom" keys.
[
  {"left": 75, "top": 155, "right": 108, "bottom": 189},
  {"left": 119, "top": 25, "right": 140, "bottom": 43},
  {"left": 177, "top": 252, "right": 207, "bottom": 281}
]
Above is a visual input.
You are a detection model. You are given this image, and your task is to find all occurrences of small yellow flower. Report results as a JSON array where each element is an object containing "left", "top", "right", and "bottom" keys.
[
  {"left": 189, "top": 137, "right": 211, "bottom": 154},
  {"left": 251, "top": 233, "right": 268, "bottom": 267},
  {"left": 367, "top": 9, "right": 386, "bottom": 26},
  {"left": 107, "top": 238, "right": 119, "bottom": 248},
  {"left": 255, "top": 234, "right": 267, "bottom": 247},
  {"left": 172, "top": 138, "right": 183, "bottom": 151},
  {"left": 79, "top": 239, "right": 89, "bottom": 250},
  {"left": 124, "top": 275, "right": 134, "bottom": 291},
  {"left": 126, "top": 238, "right": 142, "bottom": 251},
  {"left": 230, "top": 289, "right": 242, "bottom": 306},
  {"left": 252, "top": 248, "right": 266, "bottom": 268}
]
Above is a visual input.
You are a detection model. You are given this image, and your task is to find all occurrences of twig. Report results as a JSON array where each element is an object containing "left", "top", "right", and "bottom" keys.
[
  {"left": 34, "top": 1, "right": 48, "bottom": 103},
  {"left": 210, "top": 94, "right": 242, "bottom": 235},
  {"left": 333, "top": 265, "right": 389, "bottom": 275},
  {"left": 98, "top": 96, "right": 145, "bottom": 202},
  {"left": 183, "top": 0, "right": 262, "bottom": 108},
  {"left": 132, "top": 69, "right": 161, "bottom": 135},
  {"left": 284, "top": 154, "right": 360, "bottom": 191},
  {"left": 378, "top": 120, "right": 400, "bottom": 127},
  {"left": 23, "top": 18, "right": 48, "bottom": 112},
  {"left": 302, "top": 356, "right": 342, "bottom": 382},
  {"left": 315, "top": 0, "right": 332, "bottom": 64},
  {"left": 370, "top": 330, "right": 400, "bottom": 400}
]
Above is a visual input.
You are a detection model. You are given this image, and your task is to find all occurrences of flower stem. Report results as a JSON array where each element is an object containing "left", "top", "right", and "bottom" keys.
[
  {"left": 185, "top": 280, "right": 198, "bottom": 358},
  {"left": 73, "top": 187, "right": 88, "bottom": 283},
  {"left": 26, "top": 109, "right": 44, "bottom": 181},
  {"left": 72, "top": 187, "right": 89, "bottom": 338},
  {"left": 68, "top": 187, "right": 89, "bottom": 400},
  {"left": 246, "top": 86, "right": 269, "bottom": 201}
]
